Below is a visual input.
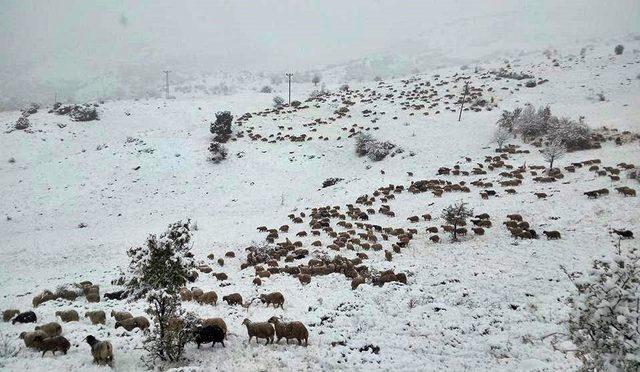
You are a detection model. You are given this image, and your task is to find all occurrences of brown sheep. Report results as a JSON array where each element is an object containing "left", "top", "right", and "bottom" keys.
[
  {"left": 110, "top": 310, "right": 133, "bottom": 322},
  {"left": 179, "top": 287, "right": 193, "bottom": 301},
  {"left": 253, "top": 277, "right": 262, "bottom": 286},
  {"left": 298, "top": 274, "right": 311, "bottom": 285},
  {"left": 3, "top": 309, "right": 19, "bottom": 322},
  {"left": 268, "top": 316, "right": 309, "bottom": 346},
  {"left": 616, "top": 187, "right": 636, "bottom": 197},
  {"left": 191, "top": 287, "right": 204, "bottom": 300},
  {"left": 198, "top": 291, "right": 218, "bottom": 306},
  {"left": 32, "top": 290, "right": 56, "bottom": 307},
  {"left": 222, "top": 293, "right": 243, "bottom": 306},
  {"left": 543, "top": 230, "right": 561, "bottom": 240},
  {"left": 35, "top": 322, "right": 62, "bottom": 337},
  {"left": 429, "top": 235, "right": 440, "bottom": 243},
  {"left": 259, "top": 292, "right": 285, "bottom": 308},
  {"left": 32, "top": 335, "right": 71, "bottom": 356},
  {"left": 242, "top": 318, "right": 274, "bottom": 345},
  {"left": 351, "top": 276, "right": 366, "bottom": 290},
  {"left": 55, "top": 310, "right": 79, "bottom": 323},
  {"left": 507, "top": 214, "right": 523, "bottom": 221},
  {"left": 407, "top": 216, "right": 420, "bottom": 223},
  {"left": 385, "top": 250, "right": 393, "bottom": 261},
  {"left": 472, "top": 227, "right": 485, "bottom": 235},
  {"left": 426, "top": 226, "right": 438, "bottom": 233},
  {"left": 85, "top": 335, "right": 114, "bottom": 366},
  {"left": 115, "top": 316, "right": 149, "bottom": 332},
  {"left": 85, "top": 310, "right": 106, "bottom": 325},
  {"left": 19, "top": 330, "right": 48, "bottom": 348},
  {"left": 518, "top": 221, "right": 530, "bottom": 230}
]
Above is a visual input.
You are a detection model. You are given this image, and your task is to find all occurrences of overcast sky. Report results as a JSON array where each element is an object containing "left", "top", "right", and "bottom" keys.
[{"left": 0, "top": 0, "right": 638, "bottom": 106}]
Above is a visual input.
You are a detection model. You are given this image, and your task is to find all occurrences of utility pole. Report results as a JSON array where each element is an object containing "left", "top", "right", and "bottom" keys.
[
  {"left": 163, "top": 70, "right": 171, "bottom": 99},
  {"left": 458, "top": 81, "right": 469, "bottom": 122},
  {"left": 285, "top": 73, "right": 293, "bottom": 105}
]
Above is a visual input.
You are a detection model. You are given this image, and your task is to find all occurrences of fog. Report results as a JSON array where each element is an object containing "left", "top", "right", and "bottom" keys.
[{"left": 1, "top": 0, "right": 638, "bottom": 109}]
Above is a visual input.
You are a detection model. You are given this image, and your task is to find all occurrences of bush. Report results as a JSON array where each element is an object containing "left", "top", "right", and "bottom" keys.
[
  {"left": 125, "top": 220, "right": 195, "bottom": 298},
  {"left": 322, "top": 178, "right": 343, "bottom": 188},
  {"left": 209, "top": 111, "right": 233, "bottom": 143},
  {"left": 441, "top": 202, "right": 474, "bottom": 241},
  {"left": 273, "top": 96, "right": 285, "bottom": 108},
  {"left": 614, "top": 44, "right": 624, "bottom": 55},
  {"left": 70, "top": 106, "right": 99, "bottom": 122},
  {"left": 339, "top": 84, "right": 350, "bottom": 92},
  {"left": 312, "top": 74, "right": 321, "bottom": 86},
  {"left": 493, "top": 69, "right": 533, "bottom": 80},
  {"left": 355, "top": 134, "right": 399, "bottom": 161},
  {"left": 549, "top": 118, "right": 592, "bottom": 151},
  {"left": 23, "top": 103, "right": 39, "bottom": 115},
  {"left": 14, "top": 116, "right": 29, "bottom": 130},
  {"left": 208, "top": 142, "right": 227, "bottom": 163},
  {"left": 260, "top": 85, "right": 273, "bottom": 93},
  {"left": 143, "top": 290, "right": 199, "bottom": 365},
  {"left": 564, "top": 243, "right": 639, "bottom": 371}
]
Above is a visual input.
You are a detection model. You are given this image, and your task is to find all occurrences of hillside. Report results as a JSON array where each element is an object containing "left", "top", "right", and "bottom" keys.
[{"left": 0, "top": 38, "right": 638, "bottom": 371}]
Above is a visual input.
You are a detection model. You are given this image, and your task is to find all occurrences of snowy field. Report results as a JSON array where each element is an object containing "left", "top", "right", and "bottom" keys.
[{"left": 0, "top": 39, "right": 639, "bottom": 371}]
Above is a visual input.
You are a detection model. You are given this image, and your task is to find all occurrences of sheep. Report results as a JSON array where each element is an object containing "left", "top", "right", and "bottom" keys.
[
  {"left": 429, "top": 235, "right": 440, "bottom": 243},
  {"left": 198, "top": 291, "right": 218, "bottom": 306},
  {"left": 351, "top": 276, "right": 366, "bottom": 290},
  {"left": 543, "top": 230, "right": 561, "bottom": 240},
  {"left": 472, "top": 227, "right": 485, "bottom": 235},
  {"left": 584, "top": 190, "right": 600, "bottom": 199},
  {"left": 253, "top": 277, "right": 262, "bottom": 286},
  {"left": 298, "top": 274, "right": 311, "bottom": 285},
  {"left": 19, "top": 330, "right": 48, "bottom": 348},
  {"left": 194, "top": 325, "right": 225, "bottom": 348},
  {"left": 110, "top": 310, "right": 133, "bottom": 322},
  {"left": 201, "top": 318, "right": 228, "bottom": 339},
  {"left": 104, "top": 290, "right": 127, "bottom": 300},
  {"left": 34, "top": 322, "right": 62, "bottom": 337},
  {"left": 85, "top": 335, "right": 114, "bottom": 366},
  {"left": 32, "top": 290, "right": 56, "bottom": 307},
  {"left": 259, "top": 292, "right": 285, "bottom": 308},
  {"left": 32, "top": 335, "right": 71, "bottom": 356},
  {"left": 85, "top": 310, "right": 106, "bottom": 325},
  {"left": 12, "top": 311, "right": 37, "bottom": 324},
  {"left": 222, "top": 293, "right": 243, "bottom": 306},
  {"left": 115, "top": 316, "right": 149, "bottom": 332},
  {"left": 83, "top": 285, "right": 100, "bottom": 303},
  {"left": 612, "top": 229, "right": 634, "bottom": 239},
  {"left": 615, "top": 187, "right": 636, "bottom": 197},
  {"left": 191, "top": 287, "right": 204, "bottom": 300},
  {"left": 55, "top": 310, "right": 79, "bottom": 323},
  {"left": 507, "top": 214, "right": 523, "bottom": 221},
  {"left": 3, "top": 309, "right": 19, "bottom": 322},
  {"left": 242, "top": 318, "right": 274, "bottom": 345},
  {"left": 179, "top": 287, "right": 193, "bottom": 301},
  {"left": 268, "top": 316, "right": 309, "bottom": 346}
]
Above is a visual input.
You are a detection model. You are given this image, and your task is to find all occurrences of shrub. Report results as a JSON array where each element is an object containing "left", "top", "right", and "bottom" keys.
[
  {"left": 541, "top": 139, "right": 566, "bottom": 170},
  {"left": 208, "top": 142, "right": 227, "bottom": 163},
  {"left": 493, "top": 69, "right": 533, "bottom": 80},
  {"left": 70, "top": 106, "right": 99, "bottom": 122},
  {"left": 492, "top": 126, "right": 511, "bottom": 150},
  {"left": 14, "top": 116, "right": 29, "bottom": 130},
  {"left": 564, "top": 243, "right": 639, "bottom": 371},
  {"left": 312, "top": 74, "right": 321, "bottom": 86},
  {"left": 273, "top": 96, "right": 285, "bottom": 108},
  {"left": 614, "top": 44, "right": 624, "bottom": 55},
  {"left": 209, "top": 111, "right": 233, "bottom": 143},
  {"left": 441, "top": 202, "right": 474, "bottom": 241},
  {"left": 524, "top": 80, "right": 537, "bottom": 88},
  {"left": 322, "top": 178, "right": 343, "bottom": 188},
  {"left": 339, "top": 84, "right": 350, "bottom": 92},
  {"left": 355, "top": 134, "right": 400, "bottom": 161},
  {"left": 290, "top": 100, "right": 301, "bottom": 108},
  {"left": 143, "top": 290, "right": 198, "bottom": 365},
  {"left": 125, "top": 220, "right": 195, "bottom": 298},
  {"left": 549, "top": 118, "right": 592, "bottom": 151},
  {"left": 260, "top": 85, "right": 273, "bottom": 93},
  {"left": 23, "top": 103, "right": 39, "bottom": 115}
]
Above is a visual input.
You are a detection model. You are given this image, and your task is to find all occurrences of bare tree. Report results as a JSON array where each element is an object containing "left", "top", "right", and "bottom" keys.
[
  {"left": 492, "top": 126, "right": 511, "bottom": 150},
  {"left": 441, "top": 202, "right": 474, "bottom": 242},
  {"left": 312, "top": 74, "right": 321, "bottom": 87},
  {"left": 542, "top": 139, "right": 566, "bottom": 170}
]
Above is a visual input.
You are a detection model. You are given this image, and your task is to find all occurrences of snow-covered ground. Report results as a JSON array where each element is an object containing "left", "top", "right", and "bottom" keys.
[{"left": 0, "top": 39, "right": 638, "bottom": 371}]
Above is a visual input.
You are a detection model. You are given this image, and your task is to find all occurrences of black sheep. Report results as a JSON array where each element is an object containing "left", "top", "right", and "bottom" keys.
[
  {"left": 12, "top": 311, "right": 36, "bottom": 324},
  {"left": 612, "top": 229, "right": 634, "bottom": 239},
  {"left": 194, "top": 325, "right": 225, "bottom": 348},
  {"left": 104, "top": 290, "right": 127, "bottom": 300}
]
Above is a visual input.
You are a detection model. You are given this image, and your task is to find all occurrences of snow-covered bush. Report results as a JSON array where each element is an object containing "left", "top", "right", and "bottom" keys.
[
  {"left": 541, "top": 139, "right": 566, "bottom": 170},
  {"left": 143, "top": 290, "right": 199, "bottom": 365},
  {"left": 125, "top": 220, "right": 194, "bottom": 298},
  {"left": 209, "top": 111, "right": 233, "bottom": 143},
  {"left": 14, "top": 115, "right": 29, "bottom": 130},
  {"left": 312, "top": 74, "right": 321, "bottom": 86},
  {"left": 492, "top": 126, "right": 511, "bottom": 150},
  {"left": 441, "top": 202, "right": 473, "bottom": 241},
  {"left": 354, "top": 133, "right": 399, "bottom": 161},
  {"left": 339, "top": 84, "right": 350, "bottom": 91},
  {"left": 549, "top": 118, "right": 592, "bottom": 151},
  {"left": 259, "top": 85, "right": 273, "bottom": 93},
  {"left": 493, "top": 69, "right": 533, "bottom": 80},
  {"left": 614, "top": 44, "right": 624, "bottom": 55},
  {"left": 23, "top": 103, "right": 39, "bottom": 115},
  {"left": 208, "top": 142, "right": 227, "bottom": 163},
  {"left": 273, "top": 96, "right": 285, "bottom": 108},
  {"left": 496, "top": 108, "right": 521, "bottom": 133},
  {"left": 565, "top": 244, "right": 640, "bottom": 371},
  {"left": 70, "top": 106, "right": 99, "bottom": 122}
]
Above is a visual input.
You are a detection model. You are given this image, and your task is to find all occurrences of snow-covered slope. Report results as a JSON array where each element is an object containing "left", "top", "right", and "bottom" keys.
[{"left": 0, "top": 39, "right": 638, "bottom": 371}]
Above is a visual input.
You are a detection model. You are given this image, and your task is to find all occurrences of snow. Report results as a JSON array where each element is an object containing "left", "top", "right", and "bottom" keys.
[{"left": 0, "top": 38, "right": 639, "bottom": 371}]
